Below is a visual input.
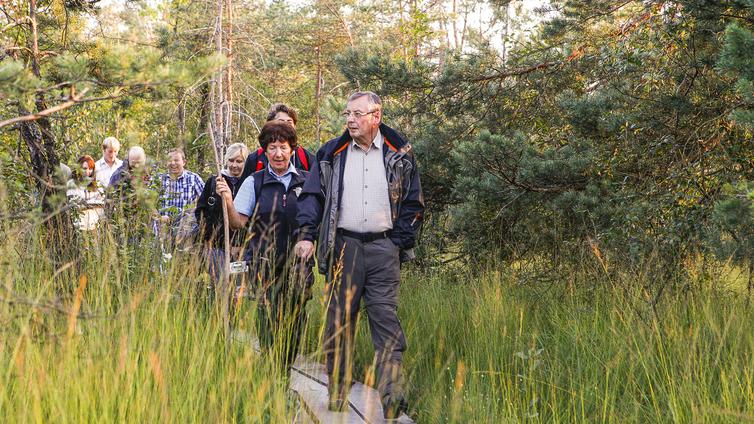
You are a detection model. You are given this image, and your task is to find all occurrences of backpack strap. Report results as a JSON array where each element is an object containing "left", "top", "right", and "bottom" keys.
[
  {"left": 296, "top": 146, "right": 309, "bottom": 171},
  {"left": 252, "top": 169, "right": 265, "bottom": 201},
  {"left": 255, "top": 147, "right": 265, "bottom": 172}
]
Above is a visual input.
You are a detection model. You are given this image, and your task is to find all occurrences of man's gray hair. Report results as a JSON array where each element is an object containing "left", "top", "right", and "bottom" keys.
[
  {"left": 224, "top": 142, "right": 250, "bottom": 164},
  {"left": 102, "top": 136, "right": 121, "bottom": 151},
  {"left": 348, "top": 91, "right": 382, "bottom": 112},
  {"left": 128, "top": 146, "right": 146, "bottom": 168}
]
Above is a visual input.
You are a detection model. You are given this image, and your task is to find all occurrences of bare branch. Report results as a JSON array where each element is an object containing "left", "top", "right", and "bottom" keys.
[{"left": 0, "top": 87, "right": 90, "bottom": 129}]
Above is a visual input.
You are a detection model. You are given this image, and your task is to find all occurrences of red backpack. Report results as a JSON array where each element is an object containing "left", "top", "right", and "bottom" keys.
[{"left": 254, "top": 146, "right": 309, "bottom": 171}]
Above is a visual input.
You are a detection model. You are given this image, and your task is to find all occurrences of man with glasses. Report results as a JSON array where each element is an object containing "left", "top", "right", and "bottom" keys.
[{"left": 294, "top": 91, "right": 424, "bottom": 419}]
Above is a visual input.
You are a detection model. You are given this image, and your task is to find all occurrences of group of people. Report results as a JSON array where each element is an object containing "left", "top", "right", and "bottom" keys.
[
  {"left": 64, "top": 136, "right": 201, "bottom": 239},
  {"left": 66, "top": 92, "right": 424, "bottom": 419}
]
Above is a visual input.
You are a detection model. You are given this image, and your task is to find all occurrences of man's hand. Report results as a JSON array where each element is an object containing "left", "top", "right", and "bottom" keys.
[
  {"left": 294, "top": 240, "right": 315, "bottom": 260},
  {"left": 215, "top": 177, "right": 232, "bottom": 200}
]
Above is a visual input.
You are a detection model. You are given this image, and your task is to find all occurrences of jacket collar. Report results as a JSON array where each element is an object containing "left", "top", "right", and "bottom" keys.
[{"left": 327, "top": 123, "right": 408, "bottom": 158}]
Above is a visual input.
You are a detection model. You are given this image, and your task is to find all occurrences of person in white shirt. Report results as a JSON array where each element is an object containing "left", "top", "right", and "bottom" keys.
[
  {"left": 67, "top": 155, "right": 105, "bottom": 231},
  {"left": 95, "top": 136, "right": 123, "bottom": 188}
]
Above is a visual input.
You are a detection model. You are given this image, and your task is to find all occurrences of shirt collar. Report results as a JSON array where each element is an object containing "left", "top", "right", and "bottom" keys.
[
  {"left": 98, "top": 157, "right": 122, "bottom": 167},
  {"left": 167, "top": 170, "right": 187, "bottom": 181},
  {"left": 267, "top": 161, "right": 298, "bottom": 178},
  {"left": 350, "top": 130, "right": 383, "bottom": 151}
]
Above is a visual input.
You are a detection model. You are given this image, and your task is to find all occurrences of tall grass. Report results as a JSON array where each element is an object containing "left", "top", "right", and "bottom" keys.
[
  {"left": 0, "top": 221, "right": 293, "bottom": 423},
  {"left": 1, "top": 215, "right": 753, "bottom": 422},
  {"left": 346, "top": 267, "right": 754, "bottom": 423}
]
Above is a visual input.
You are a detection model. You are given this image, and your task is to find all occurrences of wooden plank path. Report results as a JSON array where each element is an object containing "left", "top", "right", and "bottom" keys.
[{"left": 232, "top": 330, "right": 414, "bottom": 424}]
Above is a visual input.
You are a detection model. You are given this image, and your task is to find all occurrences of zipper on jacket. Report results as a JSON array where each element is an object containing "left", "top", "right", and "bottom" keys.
[{"left": 282, "top": 193, "right": 287, "bottom": 207}]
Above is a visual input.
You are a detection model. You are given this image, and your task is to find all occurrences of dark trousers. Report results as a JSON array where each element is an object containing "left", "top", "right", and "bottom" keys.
[
  {"left": 324, "top": 232, "right": 406, "bottom": 401},
  {"left": 256, "top": 258, "right": 313, "bottom": 371}
]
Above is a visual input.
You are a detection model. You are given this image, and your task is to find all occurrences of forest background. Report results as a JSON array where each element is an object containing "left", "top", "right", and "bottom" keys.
[{"left": 1, "top": 0, "right": 754, "bottom": 422}]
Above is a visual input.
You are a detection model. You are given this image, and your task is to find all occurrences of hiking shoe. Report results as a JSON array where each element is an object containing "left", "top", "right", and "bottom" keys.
[{"left": 382, "top": 395, "right": 408, "bottom": 420}]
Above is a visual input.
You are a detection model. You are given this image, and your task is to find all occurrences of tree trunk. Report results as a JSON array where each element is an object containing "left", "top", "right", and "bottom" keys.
[
  {"left": 25, "top": 0, "right": 59, "bottom": 212},
  {"left": 209, "top": 0, "right": 233, "bottom": 342},
  {"left": 315, "top": 45, "right": 323, "bottom": 146},
  {"left": 197, "top": 83, "right": 210, "bottom": 169},
  {"left": 177, "top": 90, "right": 186, "bottom": 149},
  {"left": 223, "top": 0, "right": 233, "bottom": 146}
]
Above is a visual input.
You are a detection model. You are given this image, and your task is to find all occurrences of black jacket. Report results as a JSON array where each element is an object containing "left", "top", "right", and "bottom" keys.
[
  {"left": 297, "top": 123, "right": 424, "bottom": 273},
  {"left": 195, "top": 171, "right": 245, "bottom": 248}
]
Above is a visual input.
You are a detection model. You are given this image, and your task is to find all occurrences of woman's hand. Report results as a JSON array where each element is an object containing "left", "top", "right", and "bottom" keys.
[{"left": 215, "top": 177, "right": 232, "bottom": 200}]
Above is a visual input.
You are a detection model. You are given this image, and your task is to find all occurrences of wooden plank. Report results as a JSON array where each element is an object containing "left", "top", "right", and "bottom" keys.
[{"left": 232, "top": 330, "right": 414, "bottom": 424}]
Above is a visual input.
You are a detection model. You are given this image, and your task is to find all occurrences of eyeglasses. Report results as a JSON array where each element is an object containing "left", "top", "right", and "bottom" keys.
[{"left": 340, "top": 110, "right": 376, "bottom": 119}]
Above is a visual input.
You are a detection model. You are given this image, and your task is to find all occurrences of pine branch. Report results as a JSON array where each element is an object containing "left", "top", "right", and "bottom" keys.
[{"left": 0, "top": 87, "right": 90, "bottom": 129}]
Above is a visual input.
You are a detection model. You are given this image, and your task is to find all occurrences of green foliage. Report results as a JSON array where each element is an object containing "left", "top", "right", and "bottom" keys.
[
  {"left": 720, "top": 20, "right": 754, "bottom": 128},
  {"left": 450, "top": 131, "right": 612, "bottom": 261},
  {"left": 331, "top": 0, "right": 754, "bottom": 279},
  {"left": 719, "top": 23, "right": 754, "bottom": 81},
  {"left": 710, "top": 182, "right": 754, "bottom": 269},
  {"left": 0, "top": 59, "right": 43, "bottom": 109},
  {"left": 51, "top": 53, "right": 90, "bottom": 83},
  {"left": 336, "top": 48, "right": 432, "bottom": 93}
]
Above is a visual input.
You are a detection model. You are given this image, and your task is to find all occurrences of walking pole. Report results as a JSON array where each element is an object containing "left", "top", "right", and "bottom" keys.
[
  {"left": 208, "top": 0, "right": 234, "bottom": 344},
  {"left": 207, "top": 121, "right": 232, "bottom": 343}
]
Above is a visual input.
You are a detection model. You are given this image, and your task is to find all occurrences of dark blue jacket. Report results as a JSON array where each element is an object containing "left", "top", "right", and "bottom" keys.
[
  {"left": 246, "top": 169, "right": 309, "bottom": 266},
  {"left": 297, "top": 123, "right": 424, "bottom": 273}
]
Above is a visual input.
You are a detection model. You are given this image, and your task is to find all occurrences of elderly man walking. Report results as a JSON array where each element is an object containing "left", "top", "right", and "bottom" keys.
[
  {"left": 95, "top": 136, "right": 123, "bottom": 188},
  {"left": 107, "top": 146, "right": 154, "bottom": 243},
  {"left": 294, "top": 91, "right": 424, "bottom": 419}
]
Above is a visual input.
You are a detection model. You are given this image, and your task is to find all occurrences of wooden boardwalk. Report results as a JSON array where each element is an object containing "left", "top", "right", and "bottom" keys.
[{"left": 232, "top": 330, "right": 414, "bottom": 424}]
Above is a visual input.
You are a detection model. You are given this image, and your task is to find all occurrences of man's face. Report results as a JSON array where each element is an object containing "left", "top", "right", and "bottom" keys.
[
  {"left": 129, "top": 153, "right": 145, "bottom": 170},
  {"left": 274, "top": 112, "right": 295, "bottom": 129},
  {"left": 103, "top": 146, "right": 119, "bottom": 163},
  {"left": 345, "top": 96, "right": 380, "bottom": 143},
  {"left": 167, "top": 152, "right": 186, "bottom": 178}
]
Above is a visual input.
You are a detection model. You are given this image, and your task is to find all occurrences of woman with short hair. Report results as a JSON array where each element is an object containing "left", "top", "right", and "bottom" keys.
[{"left": 216, "top": 121, "right": 313, "bottom": 371}]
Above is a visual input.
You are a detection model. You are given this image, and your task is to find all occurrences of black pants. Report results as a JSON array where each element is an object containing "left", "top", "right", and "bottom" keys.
[
  {"left": 324, "top": 233, "right": 406, "bottom": 400},
  {"left": 256, "top": 256, "right": 313, "bottom": 371}
]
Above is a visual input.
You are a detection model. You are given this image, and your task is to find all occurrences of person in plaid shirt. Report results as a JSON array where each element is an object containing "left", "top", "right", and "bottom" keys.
[{"left": 158, "top": 148, "right": 204, "bottom": 231}]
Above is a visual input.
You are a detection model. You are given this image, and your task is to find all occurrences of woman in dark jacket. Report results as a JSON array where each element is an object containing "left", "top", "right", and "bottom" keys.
[
  {"left": 195, "top": 142, "right": 250, "bottom": 290},
  {"left": 216, "top": 121, "right": 313, "bottom": 371}
]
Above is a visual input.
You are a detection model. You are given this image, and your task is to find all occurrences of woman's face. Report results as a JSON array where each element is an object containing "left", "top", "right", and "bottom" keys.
[
  {"left": 226, "top": 152, "right": 245, "bottom": 177},
  {"left": 81, "top": 162, "right": 93, "bottom": 177},
  {"left": 265, "top": 141, "right": 293, "bottom": 175}
]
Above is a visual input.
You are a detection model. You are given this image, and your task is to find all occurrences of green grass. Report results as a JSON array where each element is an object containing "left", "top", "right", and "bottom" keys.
[{"left": 1, "top": 222, "right": 753, "bottom": 423}]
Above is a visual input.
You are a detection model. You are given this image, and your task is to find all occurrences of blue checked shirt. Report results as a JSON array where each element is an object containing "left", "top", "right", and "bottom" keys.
[{"left": 158, "top": 170, "right": 205, "bottom": 218}]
